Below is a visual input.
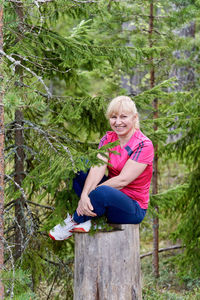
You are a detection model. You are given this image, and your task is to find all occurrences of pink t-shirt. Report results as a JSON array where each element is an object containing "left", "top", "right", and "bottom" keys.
[{"left": 99, "top": 130, "right": 154, "bottom": 209}]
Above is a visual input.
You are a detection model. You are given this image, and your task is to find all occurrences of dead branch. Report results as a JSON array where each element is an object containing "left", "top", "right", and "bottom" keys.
[
  {"left": 72, "top": 0, "right": 98, "bottom": 3},
  {"left": 140, "top": 245, "right": 184, "bottom": 259},
  {"left": 26, "top": 200, "right": 54, "bottom": 210}
]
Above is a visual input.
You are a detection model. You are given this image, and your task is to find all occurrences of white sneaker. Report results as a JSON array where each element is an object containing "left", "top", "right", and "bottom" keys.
[
  {"left": 49, "top": 214, "right": 77, "bottom": 241},
  {"left": 70, "top": 219, "right": 92, "bottom": 233}
]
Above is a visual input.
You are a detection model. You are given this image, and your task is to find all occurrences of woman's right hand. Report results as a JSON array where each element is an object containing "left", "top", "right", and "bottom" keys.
[{"left": 76, "top": 193, "right": 97, "bottom": 217}]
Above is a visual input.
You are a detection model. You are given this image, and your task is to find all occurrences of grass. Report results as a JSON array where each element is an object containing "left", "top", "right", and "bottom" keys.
[
  {"left": 141, "top": 252, "right": 200, "bottom": 299},
  {"left": 140, "top": 213, "right": 200, "bottom": 300}
]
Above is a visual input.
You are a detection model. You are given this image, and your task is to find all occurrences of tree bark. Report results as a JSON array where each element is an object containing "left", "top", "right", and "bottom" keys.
[
  {"left": 74, "top": 225, "right": 142, "bottom": 300},
  {"left": 13, "top": 1, "right": 25, "bottom": 261},
  {"left": 0, "top": 4, "right": 4, "bottom": 299},
  {"left": 149, "top": 0, "right": 159, "bottom": 278}
]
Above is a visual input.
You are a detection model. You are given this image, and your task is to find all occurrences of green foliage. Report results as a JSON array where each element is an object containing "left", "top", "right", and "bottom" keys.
[
  {"left": 2, "top": 0, "right": 200, "bottom": 297},
  {"left": 3, "top": 269, "right": 37, "bottom": 300},
  {"left": 161, "top": 88, "right": 200, "bottom": 275}
]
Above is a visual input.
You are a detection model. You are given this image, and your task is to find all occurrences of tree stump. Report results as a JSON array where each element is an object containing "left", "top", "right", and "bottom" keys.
[{"left": 74, "top": 224, "right": 142, "bottom": 300}]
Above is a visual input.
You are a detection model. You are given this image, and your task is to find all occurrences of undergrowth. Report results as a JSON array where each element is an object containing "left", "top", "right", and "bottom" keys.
[{"left": 142, "top": 252, "right": 200, "bottom": 300}]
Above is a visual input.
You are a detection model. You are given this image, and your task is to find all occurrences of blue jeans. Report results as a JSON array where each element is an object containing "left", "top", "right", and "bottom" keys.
[{"left": 72, "top": 171, "right": 147, "bottom": 224}]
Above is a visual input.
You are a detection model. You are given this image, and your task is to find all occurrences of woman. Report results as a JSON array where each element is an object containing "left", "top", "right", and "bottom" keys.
[{"left": 49, "top": 96, "right": 154, "bottom": 241}]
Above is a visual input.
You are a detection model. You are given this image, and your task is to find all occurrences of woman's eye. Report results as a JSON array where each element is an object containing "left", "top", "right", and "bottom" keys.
[
  {"left": 111, "top": 116, "right": 117, "bottom": 119},
  {"left": 121, "top": 115, "right": 127, "bottom": 118}
]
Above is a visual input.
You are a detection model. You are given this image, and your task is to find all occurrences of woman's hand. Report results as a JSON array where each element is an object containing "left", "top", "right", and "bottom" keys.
[{"left": 76, "top": 193, "right": 97, "bottom": 217}]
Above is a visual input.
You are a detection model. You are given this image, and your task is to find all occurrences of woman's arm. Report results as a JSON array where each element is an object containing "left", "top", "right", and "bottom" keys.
[
  {"left": 98, "top": 159, "right": 147, "bottom": 190},
  {"left": 76, "top": 154, "right": 108, "bottom": 217},
  {"left": 81, "top": 163, "right": 107, "bottom": 196}
]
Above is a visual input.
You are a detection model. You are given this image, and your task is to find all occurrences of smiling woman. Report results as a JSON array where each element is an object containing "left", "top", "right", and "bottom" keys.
[{"left": 49, "top": 96, "right": 154, "bottom": 241}]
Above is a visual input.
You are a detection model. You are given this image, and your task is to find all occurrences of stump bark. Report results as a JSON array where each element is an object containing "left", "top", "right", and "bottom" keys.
[{"left": 74, "top": 224, "right": 142, "bottom": 300}]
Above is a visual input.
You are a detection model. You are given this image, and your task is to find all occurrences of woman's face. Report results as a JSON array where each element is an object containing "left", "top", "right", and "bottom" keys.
[{"left": 109, "top": 109, "right": 136, "bottom": 138}]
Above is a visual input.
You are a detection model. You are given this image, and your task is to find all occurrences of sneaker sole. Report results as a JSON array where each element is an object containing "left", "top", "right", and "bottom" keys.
[
  {"left": 70, "top": 228, "right": 89, "bottom": 233},
  {"left": 49, "top": 232, "right": 73, "bottom": 241}
]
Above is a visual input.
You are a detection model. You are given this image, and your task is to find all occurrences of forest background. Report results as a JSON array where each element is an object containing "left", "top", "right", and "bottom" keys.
[{"left": 0, "top": 0, "right": 200, "bottom": 299}]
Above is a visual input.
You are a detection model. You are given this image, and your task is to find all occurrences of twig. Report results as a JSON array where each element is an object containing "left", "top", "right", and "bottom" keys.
[
  {"left": 35, "top": 0, "right": 54, "bottom": 3},
  {"left": 4, "top": 200, "right": 16, "bottom": 209},
  {"left": 26, "top": 200, "right": 54, "bottom": 210},
  {"left": 38, "top": 253, "right": 74, "bottom": 271},
  {"left": 47, "top": 270, "right": 58, "bottom": 300},
  {"left": 15, "top": 81, "right": 50, "bottom": 98},
  {"left": 72, "top": 0, "right": 98, "bottom": 3},
  {"left": 39, "top": 256, "right": 66, "bottom": 267},
  {"left": 140, "top": 245, "right": 184, "bottom": 259},
  {"left": 4, "top": 225, "right": 15, "bottom": 235}
]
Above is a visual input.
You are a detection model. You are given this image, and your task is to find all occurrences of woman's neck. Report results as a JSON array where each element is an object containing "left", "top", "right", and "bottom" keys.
[{"left": 118, "top": 128, "right": 137, "bottom": 147}]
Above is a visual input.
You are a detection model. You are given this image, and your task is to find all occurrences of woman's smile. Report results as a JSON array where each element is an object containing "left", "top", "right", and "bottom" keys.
[{"left": 114, "top": 126, "right": 126, "bottom": 131}]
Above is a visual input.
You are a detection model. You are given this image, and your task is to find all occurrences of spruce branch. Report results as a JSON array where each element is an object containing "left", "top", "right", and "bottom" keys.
[
  {"left": 5, "top": 174, "right": 27, "bottom": 201},
  {"left": 1, "top": 237, "right": 15, "bottom": 298},
  {"left": 0, "top": 49, "right": 52, "bottom": 99},
  {"left": 15, "top": 80, "right": 49, "bottom": 98},
  {"left": 13, "top": 53, "right": 71, "bottom": 75},
  {"left": 4, "top": 174, "right": 35, "bottom": 237},
  {"left": 23, "top": 120, "right": 76, "bottom": 170}
]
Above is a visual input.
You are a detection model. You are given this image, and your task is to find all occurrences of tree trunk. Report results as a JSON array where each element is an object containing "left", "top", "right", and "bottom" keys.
[
  {"left": 149, "top": 0, "right": 159, "bottom": 278},
  {"left": 74, "top": 225, "right": 142, "bottom": 300},
  {"left": 14, "top": 1, "right": 25, "bottom": 261},
  {"left": 0, "top": 4, "right": 4, "bottom": 299},
  {"left": 14, "top": 109, "right": 25, "bottom": 260}
]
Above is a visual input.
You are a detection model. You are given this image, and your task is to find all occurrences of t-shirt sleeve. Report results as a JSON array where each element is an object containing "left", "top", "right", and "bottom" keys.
[
  {"left": 130, "top": 140, "right": 154, "bottom": 164},
  {"left": 98, "top": 134, "right": 108, "bottom": 149}
]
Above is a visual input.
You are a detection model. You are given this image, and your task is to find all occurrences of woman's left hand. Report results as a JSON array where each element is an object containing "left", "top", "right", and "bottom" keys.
[{"left": 76, "top": 194, "right": 97, "bottom": 217}]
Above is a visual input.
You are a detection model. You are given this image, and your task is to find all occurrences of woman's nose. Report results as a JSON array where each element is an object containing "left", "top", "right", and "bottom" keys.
[{"left": 115, "top": 117, "right": 122, "bottom": 124}]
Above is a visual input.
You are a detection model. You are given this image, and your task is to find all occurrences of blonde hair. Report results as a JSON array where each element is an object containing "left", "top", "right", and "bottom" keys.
[{"left": 106, "top": 96, "right": 140, "bottom": 129}]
